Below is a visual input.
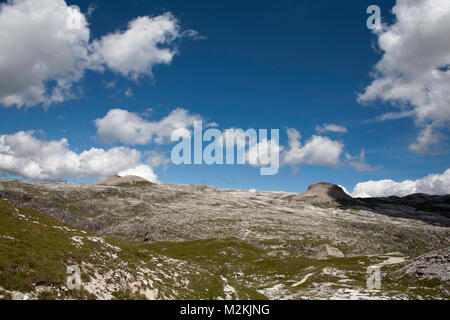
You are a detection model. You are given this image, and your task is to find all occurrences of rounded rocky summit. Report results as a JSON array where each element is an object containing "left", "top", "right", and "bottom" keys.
[
  {"left": 97, "top": 175, "right": 153, "bottom": 187},
  {"left": 293, "top": 182, "right": 353, "bottom": 204}
]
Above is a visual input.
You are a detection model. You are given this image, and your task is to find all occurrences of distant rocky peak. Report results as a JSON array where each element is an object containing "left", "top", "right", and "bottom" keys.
[
  {"left": 294, "top": 182, "right": 352, "bottom": 204},
  {"left": 97, "top": 175, "right": 152, "bottom": 186}
]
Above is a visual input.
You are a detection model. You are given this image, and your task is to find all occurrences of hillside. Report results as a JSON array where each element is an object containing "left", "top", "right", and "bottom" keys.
[
  {"left": 0, "top": 179, "right": 449, "bottom": 300},
  {"left": 292, "top": 182, "right": 353, "bottom": 203},
  {"left": 96, "top": 175, "right": 154, "bottom": 187}
]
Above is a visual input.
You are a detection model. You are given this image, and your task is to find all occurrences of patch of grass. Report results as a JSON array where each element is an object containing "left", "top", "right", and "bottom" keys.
[
  {"left": 0, "top": 200, "right": 122, "bottom": 299},
  {"left": 112, "top": 290, "right": 146, "bottom": 300},
  {"left": 0, "top": 290, "right": 12, "bottom": 300},
  {"left": 37, "top": 291, "right": 58, "bottom": 300},
  {"left": 144, "top": 238, "right": 383, "bottom": 298}
]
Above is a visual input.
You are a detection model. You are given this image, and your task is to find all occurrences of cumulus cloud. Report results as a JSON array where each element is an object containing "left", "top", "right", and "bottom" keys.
[
  {"left": 0, "top": 0, "right": 90, "bottom": 107},
  {"left": 315, "top": 123, "right": 347, "bottom": 134},
  {"left": 281, "top": 128, "right": 344, "bottom": 168},
  {"left": 90, "top": 13, "right": 192, "bottom": 79},
  {"left": 358, "top": 0, "right": 450, "bottom": 153},
  {"left": 0, "top": 131, "right": 158, "bottom": 182},
  {"left": 351, "top": 169, "right": 450, "bottom": 198},
  {"left": 0, "top": 0, "right": 197, "bottom": 108},
  {"left": 95, "top": 108, "right": 202, "bottom": 145}
]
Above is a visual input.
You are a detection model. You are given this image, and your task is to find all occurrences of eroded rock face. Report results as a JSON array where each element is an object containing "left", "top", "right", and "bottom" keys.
[
  {"left": 316, "top": 244, "right": 345, "bottom": 259},
  {"left": 97, "top": 175, "right": 152, "bottom": 186},
  {"left": 292, "top": 182, "right": 352, "bottom": 204},
  {"left": 0, "top": 179, "right": 448, "bottom": 258},
  {"left": 393, "top": 248, "right": 450, "bottom": 282}
]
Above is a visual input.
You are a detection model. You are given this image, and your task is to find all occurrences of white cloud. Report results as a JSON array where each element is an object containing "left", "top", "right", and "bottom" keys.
[
  {"left": 351, "top": 169, "right": 450, "bottom": 198},
  {"left": 95, "top": 108, "right": 202, "bottom": 145},
  {"left": 315, "top": 123, "right": 347, "bottom": 134},
  {"left": 0, "top": 131, "right": 158, "bottom": 182},
  {"left": 281, "top": 128, "right": 344, "bottom": 168},
  {"left": 90, "top": 13, "right": 189, "bottom": 80},
  {"left": 370, "top": 110, "right": 416, "bottom": 123},
  {"left": 358, "top": 0, "right": 450, "bottom": 153},
  {"left": 0, "top": 0, "right": 197, "bottom": 108},
  {"left": 0, "top": 0, "right": 90, "bottom": 107},
  {"left": 409, "top": 124, "right": 441, "bottom": 154}
]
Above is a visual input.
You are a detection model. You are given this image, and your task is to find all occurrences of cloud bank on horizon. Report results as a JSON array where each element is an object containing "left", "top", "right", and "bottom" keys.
[{"left": 349, "top": 169, "right": 450, "bottom": 198}]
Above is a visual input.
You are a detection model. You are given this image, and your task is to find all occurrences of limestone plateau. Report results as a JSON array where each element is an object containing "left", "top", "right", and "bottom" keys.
[{"left": 0, "top": 177, "right": 448, "bottom": 300}]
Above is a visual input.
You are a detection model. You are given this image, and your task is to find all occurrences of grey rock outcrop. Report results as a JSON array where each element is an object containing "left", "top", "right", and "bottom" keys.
[
  {"left": 393, "top": 248, "right": 450, "bottom": 282},
  {"left": 316, "top": 244, "right": 345, "bottom": 259}
]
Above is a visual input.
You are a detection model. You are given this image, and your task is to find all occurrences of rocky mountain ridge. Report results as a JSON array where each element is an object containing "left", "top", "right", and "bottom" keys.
[{"left": 0, "top": 178, "right": 448, "bottom": 299}]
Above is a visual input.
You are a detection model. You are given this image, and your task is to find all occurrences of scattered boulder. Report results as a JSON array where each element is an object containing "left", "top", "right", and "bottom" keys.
[
  {"left": 316, "top": 244, "right": 345, "bottom": 259},
  {"left": 293, "top": 182, "right": 352, "bottom": 204},
  {"left": 392, "top": 247, "right": 450, "bottom": 282},
  {"left": 97, "top": 175, "right": 152, "bottom": 187}
]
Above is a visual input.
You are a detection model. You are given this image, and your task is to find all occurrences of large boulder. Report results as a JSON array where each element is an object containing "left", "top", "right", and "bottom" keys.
[
  {"left": 316, "top": 244, "right": 345, "bottom": 259},
  {"left": 293, "top": 182, "right": 352, "bottom": 204},
  {"left": 392, "top": 248, "right": 450, "bottom": 282}
]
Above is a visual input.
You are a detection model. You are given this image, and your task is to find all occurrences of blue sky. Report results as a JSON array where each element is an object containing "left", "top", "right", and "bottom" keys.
[{"left": 0, "top": 0, "right": 449, "bottom": 196}]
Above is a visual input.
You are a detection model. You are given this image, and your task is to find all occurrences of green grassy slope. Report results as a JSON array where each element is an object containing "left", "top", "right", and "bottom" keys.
[{"left": 0, "top": 199, "right": 448, "bottom": 300}]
